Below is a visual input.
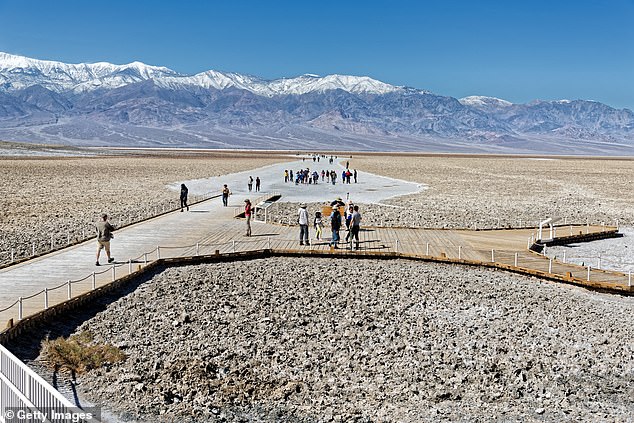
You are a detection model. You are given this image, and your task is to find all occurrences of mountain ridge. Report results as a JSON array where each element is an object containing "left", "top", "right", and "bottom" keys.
[{"left": 0, "top": 52, "right": 633, "bottom": 154}]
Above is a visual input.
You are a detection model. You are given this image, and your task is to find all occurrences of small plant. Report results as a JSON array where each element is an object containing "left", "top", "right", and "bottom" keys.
[{"left": 41, "top": 330, "right": 126, "bottom": 375}]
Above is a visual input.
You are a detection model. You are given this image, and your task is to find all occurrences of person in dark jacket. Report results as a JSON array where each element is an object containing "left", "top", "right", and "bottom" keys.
[
  {"left": 180, "top": 183, "right": 189, "bottom": 212},
  {"left": 330, "top": 206, "right": 342, "bottom": 249}
]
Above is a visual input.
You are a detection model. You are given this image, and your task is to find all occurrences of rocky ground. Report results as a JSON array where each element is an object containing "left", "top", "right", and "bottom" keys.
[
  {"left": 0, "top": 151, "right": 285, "bottom": 264},
  {"left": 65, "top": 257, "right": 634, "bottom": 423},
  {"left": 268, "top": 156, "right": 634, "bottom": 230}
]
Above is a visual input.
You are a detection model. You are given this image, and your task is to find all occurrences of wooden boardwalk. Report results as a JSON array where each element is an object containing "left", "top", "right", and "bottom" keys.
[{"left": 0, "top": 192, "right": 629, "bottom": 330}]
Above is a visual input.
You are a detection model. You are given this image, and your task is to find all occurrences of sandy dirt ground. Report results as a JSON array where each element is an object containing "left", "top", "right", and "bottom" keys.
[{"left": 350, "top": 155, "right": 634, "bottom": 227}]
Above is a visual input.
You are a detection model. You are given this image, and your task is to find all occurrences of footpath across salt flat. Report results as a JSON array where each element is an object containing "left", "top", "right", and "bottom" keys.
[{"left": 168, "top": 157, "right": 425, "bottom": 204}]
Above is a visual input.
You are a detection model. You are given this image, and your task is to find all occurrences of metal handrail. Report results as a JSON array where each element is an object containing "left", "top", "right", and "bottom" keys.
[{"left": 0, "top": 343, "right": 78, "bottom": 422}]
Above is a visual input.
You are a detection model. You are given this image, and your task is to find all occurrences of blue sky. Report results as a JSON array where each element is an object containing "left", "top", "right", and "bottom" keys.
[{"left": 1, "top": 0, "right": 633, "bottom": 109}]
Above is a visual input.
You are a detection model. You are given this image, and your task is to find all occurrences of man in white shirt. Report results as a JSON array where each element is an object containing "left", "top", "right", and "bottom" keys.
[{"left": 298, "top": 203, "right": 310, "bottom": 246}]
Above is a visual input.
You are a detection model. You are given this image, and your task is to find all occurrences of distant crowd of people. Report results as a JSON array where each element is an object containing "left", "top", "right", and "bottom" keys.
[{"left": 284, "top": 164, "right": 358, "bottom": 186}]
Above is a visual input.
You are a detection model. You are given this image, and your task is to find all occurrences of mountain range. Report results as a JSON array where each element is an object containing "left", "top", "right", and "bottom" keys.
[{"left": 1, "top": 52, "right": 633, "bottom": 154}]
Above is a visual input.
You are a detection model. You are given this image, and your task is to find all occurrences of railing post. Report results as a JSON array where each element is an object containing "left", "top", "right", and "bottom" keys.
[
  {"left": 111, "top": 265, "right": 116, "bottom": 281},
  {"left": 395, "top": 239, "right": 399, "bottom": 253},
  {"left": 491, "top": 249, "right": 495, "bottom": 263},
  {"left": 67, "top": 280, "right": 72, "bottom": 300},
  {"left": 51, "top": 234, "right": 54, "bottom": 250},
  {"left": 128, "top": 259, "right": 132, "bottom": 274},
  {"left": 519, "top": 219, "right": 522, "bottom": 227},
  {"left": 570, "top": 225, "right": 573, "bottom": 236},
  {"left": 514, "top": 252, "right": 518, "bottom": 267},
  {"left": 563, "top": 251, "right": 566, "bottom": 264},
  {"left": 157, "top": 246, "right": 161, "bottom": 259},
  {"left": 11, "top": 248, "right": 14, "bottom": 263},
  {"left": 67, "top": 232, "right": 70, "bottom": 245},
  {"left": 267, "top": 237, "right": 271, "bottom": 250},
  {"left": 527, "top": 238, "right": 531, "bottom": 249},
  {"left": 92, "top": 272, "right": 96, "bottom": 290},
  {"left": 32, "top": 242, "right": 35, "bottom": 256},
  {"left": 587, "top": 265, "right": 591, "bottom": 281},
  {"left": 196, "top": 243, "right": 200, "bottom": 256},
  {"left": 458, "top": 246, "right": 462, "bottom": 260},
  {"left": 18, "top": 297, "right": 23, "bottom": 320},
  {"left": 144, "top": 253, "right": 148, "bottom": 265},
  {"left": 602, "top": 222, "right": 605, "bottom": 232},
  {"left": 232, "top": 240, "right": 236, "bottom": 253},
  {"left": 44, "top": 288, "right": 49, "bottom": 309},
  {"left": 629, "top": 271, "right": 632, "bottom": 287},
  {"left": 598, "top": 254, "right": 602, "bottom": 270},
  {"left": 548, "top": 258, "right": 553, "bottom": 274},
  {"left": 82, "top": 229, "right": 86, "bottom": 239},
  {"left": 426, "top": 243, "right": 430, "bottom": 256}
]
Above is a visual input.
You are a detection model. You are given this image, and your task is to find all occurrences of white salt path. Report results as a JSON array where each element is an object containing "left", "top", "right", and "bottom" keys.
[{"left": 168, "top": 158, "right": 425, "bottom": 204}]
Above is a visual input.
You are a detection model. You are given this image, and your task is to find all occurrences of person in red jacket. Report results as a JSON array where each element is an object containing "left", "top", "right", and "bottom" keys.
[{"left": 244, "top": 199, "right": 252, "bottom": 237}]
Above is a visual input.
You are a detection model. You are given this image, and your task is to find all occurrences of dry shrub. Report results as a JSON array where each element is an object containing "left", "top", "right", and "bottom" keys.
[{"left": 41, "top": 330, "right": 126, "bottom": 374}]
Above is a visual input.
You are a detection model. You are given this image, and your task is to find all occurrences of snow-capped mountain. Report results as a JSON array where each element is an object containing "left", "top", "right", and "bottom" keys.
[
  {"left": 0, "top": 52, "right": 633, "bottom": 154},
  {"left": 0, "top": 52, "right": 403, "bottom": 96}
]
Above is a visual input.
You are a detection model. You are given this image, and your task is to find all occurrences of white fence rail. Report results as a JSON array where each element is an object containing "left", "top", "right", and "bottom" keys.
[{"left": 0, "top": 343, "right": 82, "bottom": 423}]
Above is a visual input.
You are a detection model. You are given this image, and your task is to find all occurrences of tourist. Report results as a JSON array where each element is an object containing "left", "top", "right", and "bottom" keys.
[
  {"left": 350, "top": 205, "right": 362, "bottom": 250},
  {"left": 344, "top": 204, "right": 354, "bottom": 241},
  {"left": 290, "top": 170, "right": 293, "bottom": 181},
  {"left": 255, "top": 176, "right": 261, "bottom": 192},
  {"left": 284, "top": 169, "right": 289, "bottom": 183},
  {"left": 222, "top": 184, "right": 231, "bottom": 206},
  {"left": 248, "top": 176, "right": 253, "bottom": 192},
  {"left": 321, "top": 170, "right": 325, "bottom": 182},
  {"left": 180, "top": 183, "right": 189, "bottom": 212},
  {"left": 244, "top": 199, "right": 252, "bottom": 236},
  {"left": 314, "top": 211, "right": 324, "bottom": 240},
  {"left": 354, "top": 169, "right": 358, "bottom": 183},
  {"left": 330, "top": 205, "right": 341, "bottom": 248},
  {"left": 331, "top": 170, "right": 337, "bottom": 185},
  {"left": 95, "top": 213, "right": 115, "bottom": 266},
  {"left": 298, "top": 203, "right": 310, "bottom": 245}
]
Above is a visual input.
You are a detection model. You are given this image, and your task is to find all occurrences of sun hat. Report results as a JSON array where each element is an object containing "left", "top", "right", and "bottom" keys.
[{"left": 300, "top": 202, "right": 307, "bottom": 208}]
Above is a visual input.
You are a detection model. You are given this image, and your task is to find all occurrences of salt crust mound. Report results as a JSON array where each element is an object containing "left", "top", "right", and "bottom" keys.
[{"left": 75, "top": 257, "right": 634, "bottom": 422}]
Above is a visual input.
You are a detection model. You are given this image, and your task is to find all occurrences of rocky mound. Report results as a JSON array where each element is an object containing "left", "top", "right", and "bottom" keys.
[{"left": 68, "top": 257, "right": 634, "bottom": 422}]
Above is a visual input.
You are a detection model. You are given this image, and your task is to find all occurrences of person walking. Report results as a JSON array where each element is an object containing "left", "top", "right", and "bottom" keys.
[
  {"left": 354, "top": 169, "right": 358, "bottom": 183},
  {"left": 255, "top": 176, "right": 261, "bottom": 192},
  {"left": 344, "top": 204, "right": 354, "bottom": 242},
  {"left": 180, "top": 183, "right": 189, "bottom": 212},
  {"left": 284, "top": 170, "right": 289, "bottom": 183},
  {"left": 222, "top": 184, "right": 231, "bottom": 206},
  {"left": 95, "top": 213, "right": 115, "bottom": 266},
  {"left": 350, "top": 205, "right": 362, "bottom": 250},
  {"left": 244, "top": 199, "right": 252, "bottom": 236},
  {"left": 298, "top": 203, "right": 310, "bottom": 245},
  {"left": 248, "top": 176, "right": 253, "bottom": 192},
  {"left": 330, "top": 205, "right": 341, "bottom": 249}
]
